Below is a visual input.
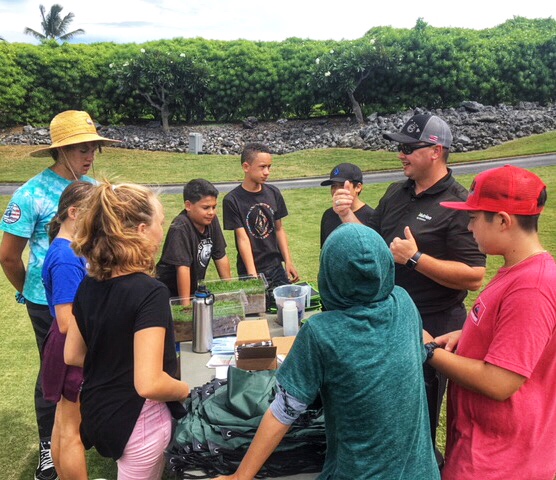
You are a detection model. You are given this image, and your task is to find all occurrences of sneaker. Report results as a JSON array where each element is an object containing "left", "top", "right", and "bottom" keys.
[{"left": 35, "top": 440, "right": 58, "bottom": 480}]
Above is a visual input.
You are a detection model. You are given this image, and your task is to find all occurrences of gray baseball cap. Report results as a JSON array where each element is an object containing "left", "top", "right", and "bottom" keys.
[{"left": 383, "top": 114, "right": 453, "bottom": 148}]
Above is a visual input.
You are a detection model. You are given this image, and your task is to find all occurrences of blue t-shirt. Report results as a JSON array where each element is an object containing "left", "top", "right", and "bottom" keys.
[
  {"left": 42, "top": 238, "right": 87, "bottom": 319},
  {"left": 0, "top": 169, "right": 93, "bottom": 304}
]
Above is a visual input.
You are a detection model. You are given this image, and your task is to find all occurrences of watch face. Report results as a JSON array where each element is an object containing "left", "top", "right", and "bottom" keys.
[{"left": 406, "top": 258, "right": 417, "bottom": 269}]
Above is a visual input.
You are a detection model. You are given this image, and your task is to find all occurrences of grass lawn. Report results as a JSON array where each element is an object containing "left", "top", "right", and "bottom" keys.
[{"left": 0, "top": 138, "right": 555, "bottom": 478}]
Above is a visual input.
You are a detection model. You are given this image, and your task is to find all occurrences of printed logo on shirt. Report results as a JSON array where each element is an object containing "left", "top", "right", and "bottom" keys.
[
  {"left": 2, "top": 202, "right": 22, "bottom": 224},
  {"left": 246, "top": 203, "right": 275, "bottom": 239},
  {"left": 416, "top": 212, "right": 432, "bottom": 222},
  {"left": 470, "top": 297, "right": 486, "bottom": 326},
  {"left": 197, "top": 238, "right": 213, "bottom": 268}
]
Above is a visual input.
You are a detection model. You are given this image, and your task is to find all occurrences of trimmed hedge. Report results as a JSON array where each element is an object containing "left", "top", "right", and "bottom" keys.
[{"left": 1, "top": 17, "right": 555, "bottom": 127}]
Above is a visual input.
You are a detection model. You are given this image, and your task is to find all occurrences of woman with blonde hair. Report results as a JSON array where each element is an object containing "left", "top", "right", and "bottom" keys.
[
  {"left": 42, "top": 181, "right": 95, "bottom": 480},
  {"left": 65, "top": 182, "right": 190, "bottom": 480},
  {"left": 0, "top": 110, "right": 118, "bottom": 480}
]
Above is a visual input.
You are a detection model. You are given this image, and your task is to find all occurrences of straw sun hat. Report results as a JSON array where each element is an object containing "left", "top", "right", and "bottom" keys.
[{"left": 30, "top": 110, "right": 120, "bottom": 157}]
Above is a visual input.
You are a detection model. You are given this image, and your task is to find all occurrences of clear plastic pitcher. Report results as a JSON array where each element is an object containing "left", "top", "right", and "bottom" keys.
[{"left": 273, "top": 284, "right": 311, "bottom": 326}]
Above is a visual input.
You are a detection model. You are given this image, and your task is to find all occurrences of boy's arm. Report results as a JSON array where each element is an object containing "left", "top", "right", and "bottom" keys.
[
  {"left": 275, "top": 219, "right": 298, "bottom": 282},
  {"left": 427, "top": 347, "right": 526, "bottom": 401},
  {"left": 176, "top": 265, "right": 192, "bottom": 306},
  {"left": 214, "top": 256, "right": 231, "bottom": 280},
  {"left": 235, "top": 228, "right": 257, "bottom": 277}
]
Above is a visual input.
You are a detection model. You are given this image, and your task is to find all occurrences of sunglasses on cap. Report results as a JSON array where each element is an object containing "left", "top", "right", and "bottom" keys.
[{"left": 398, "top": 143, "right": 436, "bottom": 155}]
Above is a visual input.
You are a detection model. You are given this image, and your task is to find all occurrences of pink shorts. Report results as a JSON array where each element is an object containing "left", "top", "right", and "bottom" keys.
[{"left": 117, "top": 399, "right": 172, "bottom": 480}]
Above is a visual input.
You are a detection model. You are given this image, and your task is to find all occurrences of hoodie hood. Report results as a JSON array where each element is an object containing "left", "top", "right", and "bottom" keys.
[{"left": 318, "top": 223, "right": 395, "bottom": 311}]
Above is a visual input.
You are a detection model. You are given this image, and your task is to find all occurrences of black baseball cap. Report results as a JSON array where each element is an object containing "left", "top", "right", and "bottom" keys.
[
  {"left": 321, "top": 163, "right": 363, "bottom": 186},
  {"left": 383, "top": 114, "right": 453, "bottom": 148}
]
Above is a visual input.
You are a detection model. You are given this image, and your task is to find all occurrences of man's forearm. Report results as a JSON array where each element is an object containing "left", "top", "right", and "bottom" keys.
[{"left": 415, "top": 256, "right": 485, "bottom": 291}]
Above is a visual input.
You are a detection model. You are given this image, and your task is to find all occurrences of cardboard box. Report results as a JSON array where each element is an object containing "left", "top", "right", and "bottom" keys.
[
  {"left": 272, "top": 336, "right": 295, "bottom": 357},
  {"left": 235, "top": 319, "right": 277, "bottom": 371}
]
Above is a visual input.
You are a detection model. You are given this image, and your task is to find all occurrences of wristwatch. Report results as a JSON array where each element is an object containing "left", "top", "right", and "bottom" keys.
[
  {"left": 405, "top": 251, "right": 422, "bottom": 270},
  {"left": 424, "top": 342, "right": 441, "bottom": 362}
]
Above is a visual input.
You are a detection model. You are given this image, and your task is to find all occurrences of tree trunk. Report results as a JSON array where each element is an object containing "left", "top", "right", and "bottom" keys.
[
  {"left": 161, "top": 104, "right": 170, "bottom": 133},
  {"left": 347, "top": 90, "right": 365, "bottom": 125}
]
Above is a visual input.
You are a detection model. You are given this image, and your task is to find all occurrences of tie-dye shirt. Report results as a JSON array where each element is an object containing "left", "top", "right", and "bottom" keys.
[{"left": 0, "top": 168, "right": 93, "bottom": 304}]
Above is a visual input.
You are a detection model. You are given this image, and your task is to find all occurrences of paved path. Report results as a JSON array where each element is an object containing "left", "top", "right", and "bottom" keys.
[{"left": 1, "top": 154, "right": 555, "bottom": 196}]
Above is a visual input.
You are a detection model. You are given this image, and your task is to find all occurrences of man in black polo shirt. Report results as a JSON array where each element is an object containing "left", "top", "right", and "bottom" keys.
[{"left": 332, "top": 114, "right": 486, "bottom": 466}]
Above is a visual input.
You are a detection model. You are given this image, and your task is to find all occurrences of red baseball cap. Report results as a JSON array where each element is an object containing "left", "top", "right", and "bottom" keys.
[{"left": 441, "top": 165, "right": 546, "bottom": 215}]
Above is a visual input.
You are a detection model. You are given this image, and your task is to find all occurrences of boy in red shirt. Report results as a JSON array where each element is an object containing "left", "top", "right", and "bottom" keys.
[{"left": 425, "top": 165, "right": 556, "bottom": 479}]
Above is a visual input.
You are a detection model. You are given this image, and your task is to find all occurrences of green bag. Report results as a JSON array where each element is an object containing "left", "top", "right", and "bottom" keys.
[{"left": 166, "top": 367, "right": 326, "bottom": 479}]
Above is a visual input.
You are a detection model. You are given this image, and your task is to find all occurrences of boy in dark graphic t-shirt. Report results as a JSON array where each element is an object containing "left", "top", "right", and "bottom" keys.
[
  {"left": 223, "top": 143, "right": 298, "bottom": 290},
  {"left": 157, "top": 179, "right": 231, "bottom": 304}
]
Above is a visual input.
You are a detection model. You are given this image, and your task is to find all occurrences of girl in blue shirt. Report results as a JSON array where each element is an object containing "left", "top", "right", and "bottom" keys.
[{"left": 42, "top": 181, "right": 94, "bottom": 480}]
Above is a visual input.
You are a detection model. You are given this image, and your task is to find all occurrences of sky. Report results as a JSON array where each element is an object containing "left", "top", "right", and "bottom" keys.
[{"left": 0, "top": 0, "right": 555, "bottom": 44}]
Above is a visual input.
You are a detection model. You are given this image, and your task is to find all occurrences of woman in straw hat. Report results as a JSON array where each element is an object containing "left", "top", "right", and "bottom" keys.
[{"left": 0, "top": 110, "right": 118, "bottom": 480}]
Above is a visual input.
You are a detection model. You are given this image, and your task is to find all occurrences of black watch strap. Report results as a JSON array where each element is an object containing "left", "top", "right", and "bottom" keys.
[
  {"left": 406, "top": 251, "right": 422, "bottom": 270},
  {"left": 425, "top": 342, "right": 441, "bottom": 361}
]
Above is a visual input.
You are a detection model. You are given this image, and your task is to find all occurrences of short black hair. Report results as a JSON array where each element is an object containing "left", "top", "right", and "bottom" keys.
[
  {"left": 241, "top": 143, "right": 271, "bottom": 165},
  {"left": 483, "top": 187, "right": 547, "bottom": 232},
  {"left": 183, "top": 179, "right": 219, "bottom": 203}
]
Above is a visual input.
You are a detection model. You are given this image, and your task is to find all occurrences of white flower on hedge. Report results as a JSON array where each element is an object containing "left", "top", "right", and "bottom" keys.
[
  {"left": 330, "top": 49, "right": 334, "bottom": 54},
  {"left": 370, "top": 39, "right": 376, "bottom": 45},
  {"left": 180, "top": 53, "right": 186, "bottom": 57},
  {"left": 123, "top": 62, "right": 129, "bottom": 67},
  {"left": 109, "top": 63, "right": 114, "bottom": 68},
  {"left": 324, "top": 71, "right": 331, "bottom": 77},
  {"left": 140, "top": 48, "right": 146, "bottom": 53},
  {"left": 315, "top": 58, "right": 320, "bottom": 64}
]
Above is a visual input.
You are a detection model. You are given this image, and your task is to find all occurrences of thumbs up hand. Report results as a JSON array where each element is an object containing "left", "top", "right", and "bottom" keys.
[
  {"left": 390, "top": 226, "right": 419, "bottom": 265},
  {"left": 332, "top": 180, "right": 354, "bottom": 218}
]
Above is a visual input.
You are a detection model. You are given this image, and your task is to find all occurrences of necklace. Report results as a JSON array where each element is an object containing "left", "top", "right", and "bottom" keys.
[{"left": 504, "top": 250, "right": 547, "bottom": 270}]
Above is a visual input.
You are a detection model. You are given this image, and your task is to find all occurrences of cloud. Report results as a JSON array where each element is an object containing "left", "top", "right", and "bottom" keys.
[
  {"left": 0, "top": 0, "right": 554, "bottom": 44},
  {"left": 95, "top": 21, "right": 155, "bottom": 28}
]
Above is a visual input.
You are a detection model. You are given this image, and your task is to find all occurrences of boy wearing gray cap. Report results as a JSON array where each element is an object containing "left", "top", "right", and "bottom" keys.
[{"left": 320, "top": 163, "right": 375, "bottom": 247}]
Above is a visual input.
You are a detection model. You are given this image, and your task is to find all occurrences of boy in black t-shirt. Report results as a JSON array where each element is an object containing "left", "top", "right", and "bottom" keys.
[
  {"left": 320, "top": 162, "right": 375, "bottom": 247},
  {"left": 222, "top": 143, "right": 298, "bottom": 289},
  {"left": 157, "top": 179, "right": 231, "bottom": 304}
]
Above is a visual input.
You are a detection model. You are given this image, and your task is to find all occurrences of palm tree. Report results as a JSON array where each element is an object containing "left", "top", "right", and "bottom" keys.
[{"left": 24, "top": 4, "right": 85, "bottom": 42}]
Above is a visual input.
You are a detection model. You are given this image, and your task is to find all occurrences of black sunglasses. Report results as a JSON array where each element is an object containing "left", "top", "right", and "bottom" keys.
[{"left": 398, "top": 143, "right": 436, "bottom": 155}]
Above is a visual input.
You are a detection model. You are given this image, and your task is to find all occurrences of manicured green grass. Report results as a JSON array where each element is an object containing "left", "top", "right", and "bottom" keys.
[
  {"left": 2, "top": 129, "right": 556, "bottom": 183},
  {"left": 0, "top": 137, "right": 555, "bottom": 479}
]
